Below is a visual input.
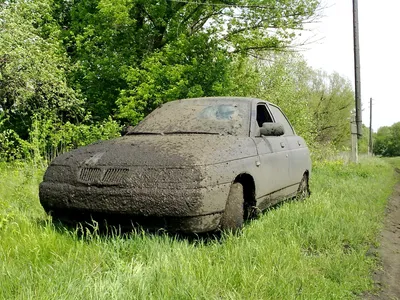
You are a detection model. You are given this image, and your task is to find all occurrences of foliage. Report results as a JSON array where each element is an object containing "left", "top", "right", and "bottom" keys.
[
  {"left": 0, "top": 158, "right": 397, "bottom": 298},
  {"left": 0, "top": 115, "right": 121, "bottom": 162},
  {"left": 357, "top": 124, "right": 371, "bottom": 154},
  {"left": 252, "top": 55, "right": 316, "bottom": 143},
  {"left": 373, "top": 122, "right": 400, "bottom": 157},
  {"left": 0, "top": 122, "right": 31, "bottom": 161},
  {"left": 116, "top": 34, "right": 232, "bottom": 124},
  {"left": 1, "top": 0, "right": 359, "bottom": 162},
  {"left": 308, "top": 70, "right": 354, "bottom": 147},
  {"left": 225, "top": 54, "right": 355, "bottom": 152},
  {"left": 0, "top": 0, "right": 84, "bottom": 138},
  {"left": 53, "top": 0, "right": 321, "bottom": 120}
]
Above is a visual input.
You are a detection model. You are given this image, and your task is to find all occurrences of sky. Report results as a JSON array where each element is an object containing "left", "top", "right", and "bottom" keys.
[{"left": 301, "top": 0, "right": 400, "bottom": 131}]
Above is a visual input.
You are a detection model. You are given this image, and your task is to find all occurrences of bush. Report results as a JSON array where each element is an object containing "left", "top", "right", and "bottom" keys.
[{"left": 0, "top": 115, "right": 121, "bottom": 163}]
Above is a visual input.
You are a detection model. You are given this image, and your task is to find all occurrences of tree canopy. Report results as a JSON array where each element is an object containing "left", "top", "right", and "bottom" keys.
[
  {"left": 0, "top": 0, "right": 83, "bottom": 138},
  {"left": 0, "top": 0, "right": 366, "bottom": 161},
  {"left": 373, "top": 122, "right": 400, "bottom": 157},
  {"left": 53, "top": 0, "right": 320, "bottom": 121}
]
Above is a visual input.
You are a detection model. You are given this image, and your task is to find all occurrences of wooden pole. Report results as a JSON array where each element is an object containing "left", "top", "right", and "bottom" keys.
[
  {"left": 353, "top": 0, "right": 362, "bottom": 139},
  {"left": 369, "top": 97, "right": 373, "bottom": 155},
  {"left": 351, "top": 114, "right": 358, "bottom": 163}
]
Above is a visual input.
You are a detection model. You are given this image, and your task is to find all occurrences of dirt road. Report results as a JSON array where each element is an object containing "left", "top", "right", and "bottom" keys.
[{"left": 366, "top": 170, "right": 400, "bottom": 300}]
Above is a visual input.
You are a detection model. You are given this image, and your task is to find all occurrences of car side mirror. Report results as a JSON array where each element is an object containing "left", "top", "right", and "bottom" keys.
[{"left": 260, "top": 123, "right": 285, "bottom": 136}]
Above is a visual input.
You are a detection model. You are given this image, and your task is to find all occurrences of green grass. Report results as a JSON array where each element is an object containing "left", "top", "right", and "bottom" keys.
[{"left": 0, "top": 158, "right": 399, "bottom": 299}]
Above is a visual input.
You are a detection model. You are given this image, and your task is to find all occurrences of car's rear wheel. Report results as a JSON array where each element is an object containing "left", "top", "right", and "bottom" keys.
[
  {"left": 220, "top": 182, "right": 244, "bottom": 231},
  {"left": 296, "top": 173, "right": 310, "bottom": 200}
]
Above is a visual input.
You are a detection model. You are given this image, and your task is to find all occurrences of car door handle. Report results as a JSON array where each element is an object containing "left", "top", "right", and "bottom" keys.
[
  {"left": 298, "top": 141, "right": 301, "bottom": 146},
  {"left": 280, "top": 142, "right": 285, "bottom": 148}
]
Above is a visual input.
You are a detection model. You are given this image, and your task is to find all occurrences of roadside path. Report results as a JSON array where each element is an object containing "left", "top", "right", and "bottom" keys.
[{"left": 366, "top": 169, "right": 400, "bottom": 300}]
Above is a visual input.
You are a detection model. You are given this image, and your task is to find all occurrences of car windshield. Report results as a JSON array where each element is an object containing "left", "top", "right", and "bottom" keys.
[{"left": 130, "top": 98, "right": 250, "bottom": 136}]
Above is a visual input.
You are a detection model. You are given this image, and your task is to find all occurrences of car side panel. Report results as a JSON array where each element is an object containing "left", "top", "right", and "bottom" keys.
[
  {"left": 249, "top": 100, "right": 294, "bottom": 205},
  {"left": 286, "top": 135, "right": 312, "bottom": 186},
  {"left": 253, "top": 135, "right": 290, "bottom": 193},
  {"left": 201, "top": 155, "right": 260, "bottom": 208}
]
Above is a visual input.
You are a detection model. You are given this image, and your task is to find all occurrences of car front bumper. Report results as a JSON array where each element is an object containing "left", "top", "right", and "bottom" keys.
[{"left": 39, "top": 182, "right": 230, "bottom": 232}]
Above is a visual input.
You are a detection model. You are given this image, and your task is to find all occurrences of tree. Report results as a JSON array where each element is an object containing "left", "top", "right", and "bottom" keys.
[
  {"left": 374, "top": 123, "right": 400, "bottom": 157},
  {"left": 0, "top": 0, "right": 83, "bottom": 138},
  {"left": 1, "top": 0, "right": 330, "bottom": 161},
  {"left": 224, "top": 53, "right": 354, "bottom": 149},
  {"left": 357, "top": 124, "right": 371, "bottom": 154},
  {"left": 252, "top": 54, "right": 316, "bottom": 142},
  {"left": 116, "top": 34, "right": 232, "bottom": 124},
  {"left": 52, "top": 0, "right": 321, "bottom": 121},
  {"left": 308, "top": 71, "right": 354, "bottom": 147}
]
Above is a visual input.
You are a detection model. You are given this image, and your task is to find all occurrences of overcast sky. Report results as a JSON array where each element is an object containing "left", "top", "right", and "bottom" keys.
[{"left": 301, "top": 0, "right": 400, "bottom": 131}]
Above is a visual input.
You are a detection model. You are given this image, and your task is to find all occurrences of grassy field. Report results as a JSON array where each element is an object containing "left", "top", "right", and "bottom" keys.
[{"left": 0, "top": 158, "right": 399, "bottom": 299}]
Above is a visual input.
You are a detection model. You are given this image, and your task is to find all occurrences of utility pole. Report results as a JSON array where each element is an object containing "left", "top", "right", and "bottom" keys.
[
  {"left": 351, "top": 113, "right": 358, "bottom": 163},
  {"left": 353, "top": 0, "right": 362, "bottom": 139},
  {"left": 369, "top": 97, "right": 373, "bottom": 155}
]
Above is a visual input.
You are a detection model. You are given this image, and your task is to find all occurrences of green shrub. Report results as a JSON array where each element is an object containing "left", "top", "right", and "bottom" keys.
[{"left": 0, "top": 115, "right": 121, "bottom": 163}]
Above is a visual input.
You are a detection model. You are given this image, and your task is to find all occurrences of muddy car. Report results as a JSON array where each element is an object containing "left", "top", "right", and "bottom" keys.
[{"left": 39, "top": 97, "right": 311, "bottom": 232}]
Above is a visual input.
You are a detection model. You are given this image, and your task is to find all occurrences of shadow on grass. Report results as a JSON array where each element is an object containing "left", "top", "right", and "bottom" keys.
[
  {"left": 36, "top": 216, "right": 227, "bottom": 245},
  {"left": 35, "top": 195, "right": 305, "bottom": 244}
]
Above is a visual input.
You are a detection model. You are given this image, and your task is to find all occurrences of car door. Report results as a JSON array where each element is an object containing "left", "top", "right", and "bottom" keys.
[
  {"left": 251, "top": 103, "right": 290, "bottom": 207},
  {"left": 268, "top": 105, "right": 308, "bottom": 191}
]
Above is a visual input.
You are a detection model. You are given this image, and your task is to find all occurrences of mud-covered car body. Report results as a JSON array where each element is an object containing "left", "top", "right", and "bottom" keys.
[{"left": 39, "top": 97, "right": 311, "bottom": 232}]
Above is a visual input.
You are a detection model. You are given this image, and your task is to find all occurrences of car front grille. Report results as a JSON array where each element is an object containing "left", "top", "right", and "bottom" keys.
[
  {"left": 79, "top": 167, "right": 129, "bottom": 184},
  {"left": 79, "top": 167, "right": 102, "bottom": 182},
  {"left": 77, "top": 166, "right": 203, "bottom": 188},
  {"left": 102, "top": 168, "right": 129, "bottom": 183}
]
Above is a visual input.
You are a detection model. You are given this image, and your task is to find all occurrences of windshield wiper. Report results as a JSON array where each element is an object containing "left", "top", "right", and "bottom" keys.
[
  {"left": 127, "top": 131, "right": 222, "bottom": 136},
  {"left": 163, "top": 131, "right": 220, "bottom": 135},
  {"left": 126, "top": 131, "right": 163, "bottom": 136}
]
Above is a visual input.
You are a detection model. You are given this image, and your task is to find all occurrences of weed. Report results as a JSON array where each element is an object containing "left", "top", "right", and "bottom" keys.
[{"left": 0, "top": 158, "right": 399, "bottom": 299}]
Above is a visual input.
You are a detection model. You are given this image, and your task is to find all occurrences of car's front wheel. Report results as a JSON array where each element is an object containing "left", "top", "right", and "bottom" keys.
[
  {"left": 220, "top": 182, "right": 244, "bottom": 231},
  {"left": 296, "top": 173, "right": 310, "bottom": 200}
]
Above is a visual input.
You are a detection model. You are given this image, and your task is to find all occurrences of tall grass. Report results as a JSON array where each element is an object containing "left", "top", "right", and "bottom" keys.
[{"left": 0, "top": 158, "right": 399, "bottom": 299}]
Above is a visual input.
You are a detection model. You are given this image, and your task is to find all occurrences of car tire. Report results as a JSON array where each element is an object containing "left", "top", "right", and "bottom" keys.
[
  {"left": 220, "top": 182, "right": 244, "bottom": 231},
  {"left": 296, "top": 173, "right": 310, "bottom": 200}
]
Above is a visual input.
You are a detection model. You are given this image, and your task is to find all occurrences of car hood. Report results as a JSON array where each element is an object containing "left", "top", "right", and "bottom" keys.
[{"left": 50, "top": 134, "right": 257, "bottom": 168}]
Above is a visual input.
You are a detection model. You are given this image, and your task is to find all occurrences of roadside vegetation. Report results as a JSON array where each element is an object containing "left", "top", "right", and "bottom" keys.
[
  {"left": 1, "top": 158, "right": 399, "bottom": 299},
  {"left": 1, "top": 0, "right": 399, "bottom": 298},
  {"left": 373, "top": 122, "right": 400, "bottom": 157},
  {"left": 1, "top": 0, "right": 369, "bottom": 162}
]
